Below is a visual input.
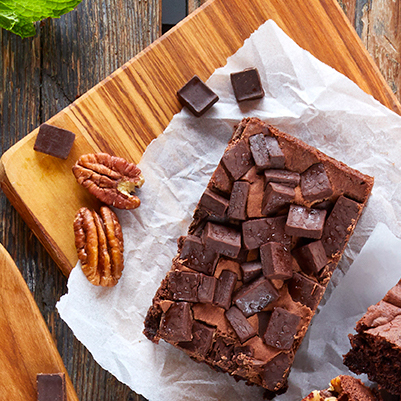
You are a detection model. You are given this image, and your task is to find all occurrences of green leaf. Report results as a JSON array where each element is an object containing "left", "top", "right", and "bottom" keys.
[{"left": 0, "top": 0, "right": 82, "bottom": 38}]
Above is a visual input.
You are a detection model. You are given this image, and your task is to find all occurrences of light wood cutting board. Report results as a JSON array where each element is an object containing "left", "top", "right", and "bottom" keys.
[
  {"left": 0, "top": 243, "right": 78, "bottom": 400},
  {"left": 1, "top": 0, "right": 400, "bottom": 277}
]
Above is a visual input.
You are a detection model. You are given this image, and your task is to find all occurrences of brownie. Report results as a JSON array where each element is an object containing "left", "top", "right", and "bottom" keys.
[
  {"left": 344, "top": 279, "right": 401, "bottom": 396},
  {"left": 144, "top": 117, "right": 373, "bottom": 395}
]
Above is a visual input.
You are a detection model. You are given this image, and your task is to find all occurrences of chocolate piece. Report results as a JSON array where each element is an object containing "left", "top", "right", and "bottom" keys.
[
  {"left": 230, "top": 67, "right": 264, "bottom": 102},
  {"left": 226, "top": 306, "right": 257, "bottom": 343},
  {"left": 210, "top": 337, "right": 235, "bottom": 370},
  {"left": 292, "top": 240, "right": 328, "bottom": 275},
  {"left": 265, "top": 136, "right": 285, "bottom": 169},
  {"left": 199, "top": 188, "right": 229, "bottom": 218},
  {"left": 159, "top": 302, "right": 193, "bottom": 342},
  {"left": 300, "top": 163, "right": 333, "bottom": 202},
  {"left": 263, "top": 307, "right": 301, "bottom": 350},
  {"left": 242, "top": 215, "right": 292, "bottom": 251},
  {"left": 222, "top": 139, "right": 254, "bottom": 180},
  {"left": 34, "top": 123, "right": 75, "bottom": 159},
  {"left": 177, "top": 75, "right": 219, "bottom": 117},
  {"left": 321, "top": 195, "right": 362, "bottom": 258},
  {"left": 241, "top": 261, "right": 262, "bottom": 283},
  {"left": 260, "top": 242, "right": 292, "bottom": 280},
  {"left": 178, "top": 320, "right": 215, "bottom": 358},
  {"left": 249, "top": 133, "right": 271, "bottom": 172},
  {"left": 262, "top": 182, "right": 295, "bottom": 216},
  {"left": 180, "top": 235, "right": 219, "bottom": 275},
  {"left": 209, "top": 162, "right": 233, "bottom": 195},
  {"left": 37, "top": 373, "right": 66, "bottom": 401},
  {"left": 213, "top": 270, "right": 237, "bottom": 310},
  {"left": 228, "top": 181, "right": 250, "bottom": 220},
  {"left": 202, "top": 222, "right": 241, "bottom": 259},
  {"left": 263, "top": 352, "right": 291, "bottom": 391},
  {"left": 198, "top": 274, "right": 217, "bottom": 304},
  {"left": 169, "top": 270, "right": 200, "bottom": 302},
  {"left": 288, "top": 272, "right": 325, "bottom": 310},
  {"left": 233, "top": 276, "right": 279, "bottom": 317},
  {"left": 285, "top": 205, "right": 327, "bottom": 239},
  {"left": 264, "top": 169, "right": 300, "bottom": 188}
]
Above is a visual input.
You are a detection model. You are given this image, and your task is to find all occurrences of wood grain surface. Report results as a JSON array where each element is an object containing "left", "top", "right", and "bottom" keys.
[{"left": 1, "top": 0, "right": 401, "bottom": 400}]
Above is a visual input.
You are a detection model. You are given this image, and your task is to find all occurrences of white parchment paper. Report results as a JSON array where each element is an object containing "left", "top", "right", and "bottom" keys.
[{"left": 57, "top": 20, "right": 401, "bottom": 400}]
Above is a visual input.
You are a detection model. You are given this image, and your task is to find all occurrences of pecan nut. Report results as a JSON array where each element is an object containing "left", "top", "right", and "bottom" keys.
[
  {"left": 74, "top": 206, "right": 124, "bottom": 287},
  {"left": 72, "top": 153, "right": 144, "bottom": 209}
]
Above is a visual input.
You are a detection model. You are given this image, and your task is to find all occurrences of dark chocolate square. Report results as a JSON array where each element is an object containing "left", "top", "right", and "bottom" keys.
[
  {"left": 199, "top": 188, "right": 229, "bottom": 218},
  {"left": 37, "top": 373, "right": 66, "bottom": 401},
  {"left": 202, "top": 222, "right": 241, "bottom": 259},
  {"left": 213, "top": 270, "right": 238, "bottom": 310},
  {"left": 198, "top": 274, "right": 217, "bottom": 304},
  {"left": 159, "top": 302, "right": 193, "bottom": 342},
  {"left": 249, "top": 133, "right": 271, "bottom": 172},
  {"left": 241, "top": 261, "right": 262, "bottom": 283},
  {"left": 230, "top": 68, "right": 264, "bottom": 102},
  {"left": 178, "top": 320, "right": 215, "bottom": 357},
  {"left": 300, "top": 163, "right": 333, "bottom": 202},
  {"left": 292, "top": 240, "right": 328, "bottom": 275},
  {"left": 222, "top": 139, "right": 254, "bottom": 180},
  {"left": 34, "top": 123, "right": 75, "bottom": 159},
  {"left": 262, "top": 182, "right": 295, "bottom": 216},
  {"left": 260, "top": 242, "right": 293, "bottom": 280},
  {"left": 288, "top": 272, "right": 325, "bottom": 310},
  {"left": 264, "top": 136, "right": 285, "bottom": 169},
  {"left": 228, "top": 181, "right": 250, "bottom": 220},
  {"left": 168, "top": 270, "right": 200, "bottom": 302},
  {"left": 225, "top": 306, "right": 257, "bottom": 343},
  {"left": 285, "top": 205, "right": 327, "bottom": 239}
]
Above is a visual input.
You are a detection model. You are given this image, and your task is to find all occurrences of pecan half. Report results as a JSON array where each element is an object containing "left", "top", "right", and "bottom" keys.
[
  {"left": 74, "top": 206, "right": 124, "bottom": 287},
  {"left": 72, "top": 153, "right": 144, "bottom": 209}
]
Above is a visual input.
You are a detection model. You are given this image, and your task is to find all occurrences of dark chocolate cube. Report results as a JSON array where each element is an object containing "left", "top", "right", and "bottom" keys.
[
  {"left": 199, "top": 188, "right": 229, "bottom": 218},
  {"left": 262, "top": 182, "right": 295, "bottom": 216},
  {"left": 262, "top": 352, "right": 292, "bottom": 391},
  {"left": 241, "top": 261, "right": 262, "bottom": 283},
  {"left": 37, "top": 373, "right": 66, "bottom": 401},
  {"left": 264, "top": 169, "right": 300, "bottom": 188},
  {"left": 168, "top": 270, "right": 200, "bottom": 302},
  {"left": 288, "top": 272, "right": 325, "bottom": 310},
  {"left": 301, "top": 163, "right": 333, "bottom": 202},
  {"left": 265, "top": 136, "right": 285, "bottom": 169},
  {"left": 228, "top": 181, "right": 250, "bottom": 220},
  {"left": 177, "top": 75, "right": 219, "bottom": 117},
  {"left": 285, "top": 204, "right": 327, "bottom": 239},
  {"left": 230, "top": 67, "right": 264, "bottom": 102},
  {"left": 260, "top": 242, "right": 292, "bottom": 280},
  {"left": 209, "top": 162, "right": 233, "bottom": 195},
  {"left": 225, "top": 306, "right": 257, "bottom": 343},
  {"left": 292, "top": 240, "right": 328, "bottom": 274},
  {"left": 34, "top": 123, "right": 75, "bottom": 160},
  {"left": 159, "top": 302, "right": 193, "bottom": 342},
  {"left": 249, "top": 133, "right": 271, "bottom": 172},
  {"left": 178, "top": 320, "right": 215, "bottom": 358},
  {"left": 202, "top": 222, "right": 241, "bottom": 259},
  {"left": 222, "top": 139, "right": 254, "bottom": 180},
  {"left": 198, "top": 274, "right": 217, "bottom": 304},
  {"left": 213, "top": 270, "right": 238, "bottom": 310},
  {"left": 263, "top": 307, "right": 301, "bottom": 350}
]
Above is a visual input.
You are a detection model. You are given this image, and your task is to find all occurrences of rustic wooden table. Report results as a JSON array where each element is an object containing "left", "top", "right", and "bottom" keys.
[{"left": 0, "top": 0, "right": 399, "bottom": 400}]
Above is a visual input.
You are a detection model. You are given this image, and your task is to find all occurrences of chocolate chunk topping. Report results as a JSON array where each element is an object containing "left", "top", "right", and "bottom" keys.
[
  {"left": 301, "top": 163, "right": 333, "bottom": 202},
  {"left": 263, "top": 307, "right": 301, "bottom": 350},
  {"left": 288, "top": 272, "right": 325, "bottom": 310},
  {"left": 321, "top": 195, "right": 362, "bottom": 258},
  {"left": 169, "top": 270, "right": 200, "bottom": 302},
  {"left": 285, "top": 205, "right": 327, "bottom": 239},
  {"left": 260, "top": 242, "right": 293, "bottom": 280},
  {"left": 262, "top": 182, "right": 296, "bottom": 216},
  {"left": 178, "top": 320, "right": 215, "bottom": 358},
  {"left": 226, "top": 306, "right": 257, "bottom": 343},
  {"left": 202, "top": 222, "right": 242, "bottom": 259},
  {"left": 230, "top": 68, "right": 264, "bottom": 102},
  {"left": 34, "top": 123, "right": 75, "bottom": 159},
  {"left": 37, "top": 373, "right": 66, "bottom": 401},
  {"left": 292, "top": 240, "right": 328, "bottom": 275},
  {"left": 249, "top": 133, "right": 271, "bottom": 172},
  {"left": 233, "top": 276, "right": 279, "bottom": 317},
  {"left": 210, "top": 337, "right": 235, "bottom": 370},
  {"left": 228, "top": 181, "right": 250, "bottom": 220},
  {"left": 263, "top": 352, "right": 291, "bottom": 391},
  {"left": 213, "top": 270, "right": 238, "bottom": 310},
  {"left": 199, "top": 188, "right": 229, "bottom": 218},
  {"left": 180, "top": 235, "right": 219, "bottom": 275},
  {"left": 198, "top": 274, "right": 217, "bottom": 304},
  {"left": 264, "top": 136, "right": 285, "bottom": 169},
  {"left": 241, "top": 261, "right": 262, "bottom": 283},
  {"left": 264, "top": 169, "right": 300, "bottom": 188},
  {"left": 177, "top": 75, "right": 219, "bottom": 117},
  {"left": 209, "top": 162, "right": 233, "bottom": 195},
  {"left": 159, "top": 302, "right": 193, "bottom": 342},
  {"left": 242, "top": 215, "right": 292, "bottom": 251},
  {"left": 222, "top": 139, "right": 254, "bottom": 180}
]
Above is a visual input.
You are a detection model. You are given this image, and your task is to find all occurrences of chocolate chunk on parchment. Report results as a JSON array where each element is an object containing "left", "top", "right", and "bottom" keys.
[
  {"left": 159, "top": 302, "right": 193, "bottom": 342},
  {"left": 37, "top": 373, "right": 66, "bottom": 401},
  {"left": 285, "top": 204, "right": 327, "bottom": 239},
  {"left": 226, "top": 306, "right": 257, "bottom": 343},
  {"left": 301, "top": 163, "right": 333, "bottom": 202},
  {"left": 34, "top": 123, "right": 75, "bottom": 159},
  {"left": 230, "top": 68, "right": 264, "bottom": 102},
  {"left": 260, "top": 242, "right": 293, "bottom": 280},
  {"left": 169, "top": 270, "right": 200, "bottom": 302}
]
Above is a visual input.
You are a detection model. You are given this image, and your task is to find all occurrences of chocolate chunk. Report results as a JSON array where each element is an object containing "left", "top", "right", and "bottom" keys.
[
  {"left": 285, "top": 205, "right": 327, "bottom": 239},
  {"left": 233, "top": 276, "right": 279, "bottom": 317},
  {"left": 321, "top": 195, "right": 362, "bottom": 258},
  {"left": 263, "top": 307, "right": 301, "bottom": 350},
  {"left": 262, "top": 182, "right": 295, "bottom": 216},
  {"left": 198, "top": 274, "right": 217, "bottom": 304},
  {"left": 230, "top": 67, "right": 264, "bottom": 102},
  {"left": 228, "top": 181, "right": 250, "bottom": 220},
  {"left": 249, "top": 133, "right": 271, "bottom": 172},
  {"left": 169, "top": 270, "right": 200, "bottom": 302},
  {"left": 199, "top": 188, "right": 229, "bottom": 218},
  {"left": 202, "top": 222, "right": 241, "bottom": 259},
  {"left": 159, "top": 302, "right": 193, "bottom": 342},
  {"left": 210, "top": 337, "right": 235, "bottom": 370},
  {"left": 222, "top": 139, "right": 254, "bottom": 180},
  {"left": 34, "top": 123, "right": 75, "bottom": 159},
  {"left": 301, "top": 163, "right": 333, "bottom": 202},
  {"left": 226, "top": 306, "right": 257, "bottom": 343},
  {"left": 288, "top": 272, "right": 325, "bottom": 310},
  {"left": 180, "top": 235, "right": 219, "bottom": 275},
  {"left": 265, "top": 136, "right": 285, "bottom": 169},
  {"left": 213, "top": 270, "right": 238, "bottom": 310},
  {"left": 260, "top": 242, "right": 292, "bottom": 280},
  {"left": 264, "top": 169, "right": 300, "bottom": 188},
  {"left": 178, "top": 320, "right": 215, "bottom": 358},
  {"left": 177, "top": 75, "right": 219, "bottom": 117},
  {"left": 292, "top": 240, "right": 328, "bottom": 275},
  {"left": 209, "top": 162, "right": 233, "bottom": 195},
  {"left": 242, "top": 215, "right": 292, "bottom": 251},
  {"left": 263, "top": 352, "right": 291, "bottom": 391},
  {"left": 241, "top": 261, "right": 262, "bottom": 283},
  {"left": 37, "top": 373, "right": 66, "bottom": 401}
]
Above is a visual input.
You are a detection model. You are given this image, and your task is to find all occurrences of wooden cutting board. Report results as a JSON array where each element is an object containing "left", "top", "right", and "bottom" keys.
[
  {"left": 1, "top": 0, "right": 400, "bottom": 278},
  {"left": 0, "top": 243, "right": 78, "bottom": 400}
]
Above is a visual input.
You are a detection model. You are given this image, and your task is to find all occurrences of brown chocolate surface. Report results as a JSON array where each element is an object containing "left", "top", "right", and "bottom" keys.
[
  {"left": 34, "top": 123, "right": 75, "bottom": 159},
  {"left": 37, "top": 373, "right": 66, "bottom": 401},
  {"left": 230, "top": 68, "right": 265, "bottom": 102}
]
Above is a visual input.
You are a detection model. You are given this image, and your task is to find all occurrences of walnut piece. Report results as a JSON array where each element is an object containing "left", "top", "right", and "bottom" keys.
[
  {"left": 72, "top": 153, "right": 144, "bottom": 209},
  {"left": 74, "top": 206, "right": 124, "bottom": 287}
]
